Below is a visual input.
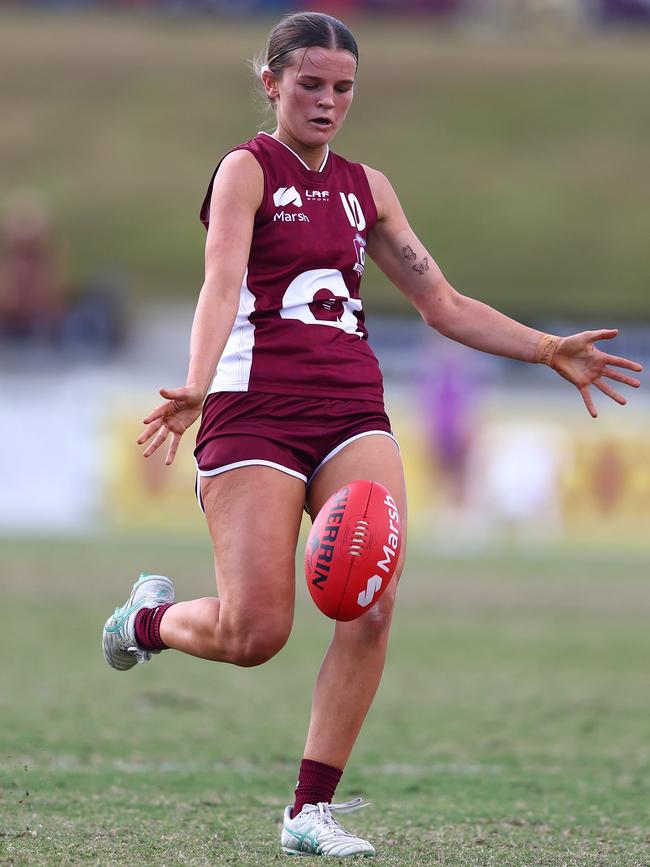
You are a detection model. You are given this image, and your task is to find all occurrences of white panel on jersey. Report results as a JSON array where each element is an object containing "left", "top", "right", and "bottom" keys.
[
  {"left": 210, "top": 271, "right": 256, "bottom": 392},
  {"left": 280, "top": 269, "right": 363, "bottom": 337}
]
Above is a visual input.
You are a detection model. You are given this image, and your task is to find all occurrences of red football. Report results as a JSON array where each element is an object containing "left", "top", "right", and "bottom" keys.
[{"left": 305, "top": 479, "right": 402, "bottom": 621}]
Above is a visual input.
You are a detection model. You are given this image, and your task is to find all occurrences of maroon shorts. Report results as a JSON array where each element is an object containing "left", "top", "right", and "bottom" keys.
[{"left": 195, "top": 391, "right": 396, "bottom": 492}]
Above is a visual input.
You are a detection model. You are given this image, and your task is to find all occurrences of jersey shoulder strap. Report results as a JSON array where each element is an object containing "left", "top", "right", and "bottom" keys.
[{"left": 199, "top": 136, "right": 270, "bottom": 230}]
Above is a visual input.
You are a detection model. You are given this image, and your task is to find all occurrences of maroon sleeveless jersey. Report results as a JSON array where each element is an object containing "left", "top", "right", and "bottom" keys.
[{"left": 199, "top": 132, "right": 384, "bottom": 404}]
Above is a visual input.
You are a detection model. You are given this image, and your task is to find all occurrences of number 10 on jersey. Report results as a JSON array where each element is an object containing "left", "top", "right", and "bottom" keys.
[{"left": 340, "top": 192, "right": 366, "bottom": 232}]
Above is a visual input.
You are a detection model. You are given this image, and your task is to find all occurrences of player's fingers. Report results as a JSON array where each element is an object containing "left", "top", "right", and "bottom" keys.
[
  {"left": 165, "top": 433, "right": 182, "bottom": 466},
  {"left": 601, "top": 367, "right": 641, "bottom": 388},
  {"left": 143, "top": 425, "right": 169, "bottom": 458},
  {"left": 586, "top": 328, "right": 618, "bottom": 343},
  {"left": 595, "top": 379, "right": 626, "bottom": 406},
  {"left": 160, "top": 386, "right": 176, "bottom": 396},
  {"left": 137, "top": 417, "right": 163, "bottom": 445},
  {"left": 602, "top": 354, "right": 643, "bottom": 373},
  {"left": 579, "top": 386, "right": 597, "bottom": 419},
  {"left": 159, "top": 386, "right": 191, "bottom": 404},
  {"left": 142, "top": 403, "right": 172, "bottom": 425}
]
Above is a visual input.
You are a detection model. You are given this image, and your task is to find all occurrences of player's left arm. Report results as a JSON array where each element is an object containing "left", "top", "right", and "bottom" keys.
[{"left": 363, "top": 165, "right": 643, "bottom": 417}]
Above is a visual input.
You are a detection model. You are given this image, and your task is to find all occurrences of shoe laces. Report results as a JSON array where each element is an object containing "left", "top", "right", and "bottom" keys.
[{"left": 315, "top": 797, "right": 369, "bottom": 834}]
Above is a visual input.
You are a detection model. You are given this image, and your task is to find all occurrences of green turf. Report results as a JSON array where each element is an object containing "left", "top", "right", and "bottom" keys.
[
  {"left": 1, "top": 535, "right": 649, "bottom": 865},
  {"left": 1, "top": 12, "right": 649, "bottom": 320}
]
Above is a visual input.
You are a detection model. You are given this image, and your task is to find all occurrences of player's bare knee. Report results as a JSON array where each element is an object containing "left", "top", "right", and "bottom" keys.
[
  {"left": 228, "top": 622, "right": 291, "bottom": 667},
  {"left": 339, "top": 593, "right": 396, "bottom": 647},
  {"left": 360, "top": 601, "right": 394, "bottom": 641},
  {"left": 231, "top": 634, "right": 289, "bottom": 667}
]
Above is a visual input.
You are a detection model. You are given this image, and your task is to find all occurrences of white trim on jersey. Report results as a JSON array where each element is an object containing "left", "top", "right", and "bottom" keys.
[
  {"left": 307, "top": 430, "right": 400, "bottom": 485},
  {"left": 209, "top": 270, "right": 256, "bottom": 393},
  {"left": 259, "top": 131, "right": 330, "bottom": 173}
]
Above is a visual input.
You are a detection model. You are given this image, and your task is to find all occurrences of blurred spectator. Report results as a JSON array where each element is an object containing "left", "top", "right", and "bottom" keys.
[
  {"left": 0, "top": 194, "right": 64, "bottom": 343},
  {"left": 0, "top": 192, "right": 125, "bottom": 358},
  {"left": 419, "top": 336, "right": 484, "bottom": 510},
  {"left": 59, "top": 270, "right": 127, "bottom": 357}
]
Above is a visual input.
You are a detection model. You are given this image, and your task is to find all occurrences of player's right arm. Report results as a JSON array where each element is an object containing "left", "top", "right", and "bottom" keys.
[{"left": 138, "top": 149, "right": 263, "bottom": 464}]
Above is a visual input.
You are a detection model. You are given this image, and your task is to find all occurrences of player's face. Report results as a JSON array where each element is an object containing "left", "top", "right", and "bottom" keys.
[{"left": 271, "top": 47, "right": 356, "bottom": 153}]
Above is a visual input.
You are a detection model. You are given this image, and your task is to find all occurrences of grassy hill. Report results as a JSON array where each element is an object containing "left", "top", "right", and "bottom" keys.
[{"left": 2, "top": 11, "right": 649, "bottom": 319}]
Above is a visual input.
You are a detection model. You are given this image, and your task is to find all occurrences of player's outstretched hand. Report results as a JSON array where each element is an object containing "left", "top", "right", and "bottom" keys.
[
  {"left": 551, "top": 329, "right": 643, "bottom": 418},
  {"left": 137, "top": 385, "right": 204, "bottom": 465}
]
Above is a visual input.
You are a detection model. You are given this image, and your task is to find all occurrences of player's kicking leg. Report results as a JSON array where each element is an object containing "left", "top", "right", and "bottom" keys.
[
  {"left": 102, "top": 466, "right": 304, "bottom": 668},
  {"left": 281, "top": 434, "right": 407, "bottom": 857}
]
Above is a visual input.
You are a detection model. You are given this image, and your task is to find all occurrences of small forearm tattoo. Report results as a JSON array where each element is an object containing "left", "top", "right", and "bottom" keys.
[
  {"left": 402, "top": 245, "right": 416, "bottom": 261},
  {"left": 412, "top": 256, "right": 429, "bottom": 275}
]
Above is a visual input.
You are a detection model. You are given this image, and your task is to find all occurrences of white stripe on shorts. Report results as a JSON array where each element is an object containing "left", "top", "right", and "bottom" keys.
[
  {"left": 195, "top": 459, "right": 308, "bottom": 513},
  {"left": 196, "top": 459, "right": 307, "bottom": 482},
  {"left": 307, "top": 430, "right": 400, "bottom": 485}
]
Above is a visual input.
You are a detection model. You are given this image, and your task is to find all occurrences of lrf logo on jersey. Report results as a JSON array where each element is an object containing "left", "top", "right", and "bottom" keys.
[{"left": 306, "top": 190, "right": 330, "bottom": 202}]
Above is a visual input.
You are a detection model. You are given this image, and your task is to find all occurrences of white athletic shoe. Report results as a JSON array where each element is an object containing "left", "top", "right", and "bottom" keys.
[
  {"left": 281, "top": 798, "right": 375, "bottom": 857},
  {"left": 102, "top": 573, "right": 175, "bottom": 671}
]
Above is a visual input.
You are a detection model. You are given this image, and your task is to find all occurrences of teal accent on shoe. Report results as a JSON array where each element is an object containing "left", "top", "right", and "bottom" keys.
[
  {"left": 151, "top": 590, "right": 171, "bottom": 604},
  {"left": 284, "top": 826, "right": 323, "bottom": 856},
  {"left": 103, "top": 602, "right": 141, "bottom": 634}
]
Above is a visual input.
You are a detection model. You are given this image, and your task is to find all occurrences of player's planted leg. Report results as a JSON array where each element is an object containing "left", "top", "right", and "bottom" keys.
[{"left": 283, "top": 434, "right": 407, "bottom": 855}]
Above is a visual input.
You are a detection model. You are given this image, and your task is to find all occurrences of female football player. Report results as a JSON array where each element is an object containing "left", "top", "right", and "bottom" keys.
[{"left": 103, "top": 11, "right": 642, "bottom": 857}]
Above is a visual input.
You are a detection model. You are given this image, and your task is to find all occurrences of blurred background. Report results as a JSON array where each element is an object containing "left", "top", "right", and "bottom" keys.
[{"left": 1, "top": 0, "right": 648, "bottom": 549}]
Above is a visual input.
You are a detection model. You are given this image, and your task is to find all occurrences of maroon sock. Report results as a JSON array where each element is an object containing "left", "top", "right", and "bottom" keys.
[
  {"left": 292, "top": 759, "right": 343, "bottom": 818},
  {"left": 134, "top": 603, "right": 174, "bottom": 651}
]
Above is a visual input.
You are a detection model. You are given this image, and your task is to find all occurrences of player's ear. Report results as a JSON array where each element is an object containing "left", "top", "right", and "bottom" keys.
[{"left": 261, "top": 68, "right": 280, "bottom": 103}]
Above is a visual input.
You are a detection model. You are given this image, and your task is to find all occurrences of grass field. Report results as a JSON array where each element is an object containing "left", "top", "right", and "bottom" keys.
[
  {"left": 2, "top": 12, "right": 650, "bottom": 319},
  {"left": 1, "top": 534, "right": 649, "bottom": 865}
]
